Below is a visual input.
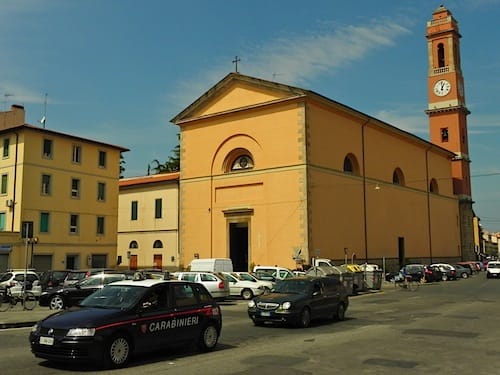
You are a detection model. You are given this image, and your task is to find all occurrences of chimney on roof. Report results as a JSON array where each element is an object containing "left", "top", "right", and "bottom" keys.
[{"left": 1, "top": 104, "right": 25, "bottom": 130}]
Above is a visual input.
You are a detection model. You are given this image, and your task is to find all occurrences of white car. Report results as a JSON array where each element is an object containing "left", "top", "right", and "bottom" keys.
[
  {"left": 0, "top": 270, "right": 42, "bottom": 297},
  {"left": 221, "top": 272, "right": 266, "bottom": 300},
  {"left": 486, "top": 261, "right": 500, "bottom": 278},
  {"left": 172, "top": 271, "right": 230, "bottom": 300},
  {"left": 253, "top": 266, "right": 294, "bottom": 280},
  {"left": 234, "top": 271, "right": 275, "bottom": 292}
]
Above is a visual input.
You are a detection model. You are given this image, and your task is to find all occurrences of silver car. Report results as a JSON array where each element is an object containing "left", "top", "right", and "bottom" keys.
[{"left": 172, "top": 271, "right": 230, "bottom": 300}]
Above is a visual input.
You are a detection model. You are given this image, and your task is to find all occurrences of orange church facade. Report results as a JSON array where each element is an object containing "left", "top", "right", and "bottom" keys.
[{"left": 169, "top": 5, "right": 473, "bottom": 272}]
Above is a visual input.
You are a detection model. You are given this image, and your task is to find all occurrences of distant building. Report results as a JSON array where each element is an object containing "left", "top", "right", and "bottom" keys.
[
  {"left": 0, "top": 105, "right": 128, "bottom": 271},
  {"left": 117, "top": 173, "right": 179, "bottom": 271}
]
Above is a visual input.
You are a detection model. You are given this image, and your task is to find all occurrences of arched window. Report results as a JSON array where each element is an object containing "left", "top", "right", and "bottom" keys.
[
  {"left": 392, "top": 168, "right": 405, "bottom": 186},
  {"left": 153, "top": 240, "right": 163, "bottom": 248},
  {"left": 438, "top": 43, "right": 445, "bottom": 67},
  {"left": 429, "top": 178, "right": 439, "bottom": 193},
  {"left": 224, "top": 148, "right": 254, "bottom": 173},
  {"left": 129, "top": 241, "right": 138, "bottom": 249},
  {"left": 343, "top": 154, "right": 360, "bottom": 175}
]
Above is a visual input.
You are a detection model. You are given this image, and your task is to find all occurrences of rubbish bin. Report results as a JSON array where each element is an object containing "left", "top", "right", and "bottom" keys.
[
  {"left": 305, "top": 266, "right": 355, "bottom": 295},
  {"left": 359, "top": 264, "right": 383, "bottom": 290},
  {"left": 340, "top": 264, "right": 366, "bottom": 294}
]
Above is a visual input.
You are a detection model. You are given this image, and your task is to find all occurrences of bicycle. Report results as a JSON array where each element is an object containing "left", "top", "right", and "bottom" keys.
[
  {"left": 0, "top": 285, "right": 37, "bottom": 311},
  {"left": 392, "top": 274, "right": 420, "bottom": 291}
]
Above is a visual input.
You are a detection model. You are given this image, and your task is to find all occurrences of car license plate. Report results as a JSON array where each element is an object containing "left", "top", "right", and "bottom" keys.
[
  {"left": 260, "top": 311, "right": 271, "bottom": 317},
  {"left": 40, "top": 336, "right": 54, "bottom": 346}
]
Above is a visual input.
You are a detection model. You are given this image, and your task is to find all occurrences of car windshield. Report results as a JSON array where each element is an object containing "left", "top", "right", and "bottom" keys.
[
  {"left": 66, "top": 272, "right": 87, "bottom": 281},
  {"left": 488, "top": 263, "right": 500, "bottom": 268},
  {"left": 0, "top": 273, "right": 11, "bottom": 282},
  {"left": 272, "top": 279, "right": 312, "bottom": 294},
  {"left": 238, "top": 273, "right": 256, "bottom": 282},
  {"left": 80, "top": 285, "right": 146, "bottom": 309}
]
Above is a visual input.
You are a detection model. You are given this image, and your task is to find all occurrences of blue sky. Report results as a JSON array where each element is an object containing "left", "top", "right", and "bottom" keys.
[{"left": 1, "top": 0, "right": 500, "bottom": 231}]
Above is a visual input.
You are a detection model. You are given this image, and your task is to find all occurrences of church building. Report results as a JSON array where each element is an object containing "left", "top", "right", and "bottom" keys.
[{"left": 171, "top": 5, "right": 474, "bottom": 271}]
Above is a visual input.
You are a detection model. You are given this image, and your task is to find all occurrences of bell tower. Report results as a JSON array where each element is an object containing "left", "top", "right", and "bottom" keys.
[{"left": 426, "top": 5, "right": 475, "bottom": 260}]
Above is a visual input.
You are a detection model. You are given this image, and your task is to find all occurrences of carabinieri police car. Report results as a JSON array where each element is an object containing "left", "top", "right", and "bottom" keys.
[{"left": 29, "top": 277, "right": 222, "bottom": 369}]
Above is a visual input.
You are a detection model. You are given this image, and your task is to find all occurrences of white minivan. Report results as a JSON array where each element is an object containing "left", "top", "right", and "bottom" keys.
[{"left": 189, "top": 258, "right": 233, "bottom": 273}]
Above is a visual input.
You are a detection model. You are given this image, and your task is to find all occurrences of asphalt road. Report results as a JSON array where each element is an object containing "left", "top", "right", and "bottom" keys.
[{"left": 1, "top": 274, "right": 498, "bottom": 374}]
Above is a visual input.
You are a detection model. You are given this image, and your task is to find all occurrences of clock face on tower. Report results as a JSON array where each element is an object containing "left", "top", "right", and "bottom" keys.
[{"left": 433, "top": 79, "right": 451, "bottom": 97}]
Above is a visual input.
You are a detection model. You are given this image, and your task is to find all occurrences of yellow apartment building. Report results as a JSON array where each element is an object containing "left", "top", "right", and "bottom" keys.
[
  {"left": 117, "top": 173, "right": 179, "bottom": 271},
  {"left": 0, "top": 104, "right": 128, "bottom": 271}
]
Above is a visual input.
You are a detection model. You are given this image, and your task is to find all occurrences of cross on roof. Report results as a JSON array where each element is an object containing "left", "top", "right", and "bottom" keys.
[{"left": 232, "top": 56, "right": 241, "bottom": 73}]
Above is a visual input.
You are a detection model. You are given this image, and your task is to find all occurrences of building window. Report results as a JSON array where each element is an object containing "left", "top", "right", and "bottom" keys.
[
  {"left": 40, "top": 212, "right": 50, "bottom": 233},
  {"left": 96, "top": 216, "right": 105, "bottom": 235},
  {"left": 153, "top": 240, "right": 163, "bottom": 248},
  {"left": 2, "top": 138, "right": 9, "bottom": 158},
  {"left": 231, "top": 155, "right": 253, "bottom": 171},
  {"left": 155, "top": 198, "right": 162, "bottom": 219},
  {"left": 343, "top": 153, "right": 360, "bottom": 175},
  {"left": 71, "top": 178, "right": 80, "bottom": 198},
  {"left": 437, "top": 43, "right": 445, "bottom": 68},
  {"left": 41, "top": 174, "right": 51, "bottom": 195},
  {"left": 440, "top": 128, "right": 449, "bottom": 142},
  {"left": 97, "top": 182, "right": 106, "bottom": 201},
  {"left": 0, "top": 212, "right": 5, "bottom": 231},
  {"left": 1, "top": 174, "right": 7, "bottom": 195},
  {"left": 72, "top": 145, "right": 81, "bottom": 164},
  {"left": 70, "top": 214, "right": 79, "bottom": 234},
  {"left": 98, "top": 150, "right": 106, "bottom": 168},
  {"left": 43, "top": 139, "right": 53, "bottom": 158},
  {"left": 429, "top": 178, "right": 439, "bottom": 194},
  {"left": 131, "top": 201, "right": 138, "bottom": 220},
  {"left": 129, "top": 240, "right": 138, "bottom": 249},
  {"left": 392, "top": 168, "right": 405, "bottom": 186}
]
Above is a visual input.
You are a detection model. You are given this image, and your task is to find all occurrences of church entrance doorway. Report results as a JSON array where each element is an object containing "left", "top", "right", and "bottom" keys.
[{"left": 229, "top": 222, "right": 249, "bottom": 272}]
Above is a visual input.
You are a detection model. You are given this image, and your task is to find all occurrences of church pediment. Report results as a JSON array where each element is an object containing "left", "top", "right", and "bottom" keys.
[{"left": 171, "top": 73, "right": 307, "bottom": 124}]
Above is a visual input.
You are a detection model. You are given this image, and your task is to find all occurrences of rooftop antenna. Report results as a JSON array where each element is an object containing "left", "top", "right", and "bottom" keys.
[{"left": 38, "top": 93, "right": 47, "bottom": 128}]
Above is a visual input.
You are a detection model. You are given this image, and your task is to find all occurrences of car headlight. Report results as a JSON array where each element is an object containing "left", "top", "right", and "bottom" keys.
[
  {"left": 67, "top": 328, "right": 96, "bottom": 337},
  {"left": 282, "top": 302, "right": 292, "bottom": 310},
  {"left": 31, "top": 323, "right": 39, "bottom": 333},
  {"left": 248, "top": 300, "right": 256, "bottom": 308}
]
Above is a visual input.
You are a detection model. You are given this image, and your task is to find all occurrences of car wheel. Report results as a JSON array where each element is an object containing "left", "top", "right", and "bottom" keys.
[
  {"left": 334, "top": 303, "right": 346, "bottom": 321},
  {"left": 241, "top": 288, "right": 254, "bottom": 300},
  {"left": 441, "top": 274, "right": 448, "bottom": 281},
  {"left": 104, "top": 334, "right": 131, "bottom": 369},
  {"left": 197, "top": 323, "right": 219, "bottom": 352},
  {"left": 461, "top": 272, "right": 468, "bottom": 279},
  {"left": 49, "top": 295, "right": 64, "bottom": 310},
  {"left": 296, "top": 307, "right": 311, "bottom": 328}
]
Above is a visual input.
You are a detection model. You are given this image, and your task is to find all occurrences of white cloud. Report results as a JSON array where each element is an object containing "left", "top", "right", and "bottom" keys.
[{"left": 167, "top": 19, "right": 411, "bottom": 113}]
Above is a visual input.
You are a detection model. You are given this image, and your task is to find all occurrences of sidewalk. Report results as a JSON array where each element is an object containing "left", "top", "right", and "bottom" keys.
[{"left": 0, "top": 305, "right": 54, "bottom": 329}]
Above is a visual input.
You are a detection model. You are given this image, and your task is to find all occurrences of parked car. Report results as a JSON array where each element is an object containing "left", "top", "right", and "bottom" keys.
[
  {"left": 424, "top": 265, "right": 443, "bottom": 282},
  {"left": 221, "top": 272, "right": 266, "bottom": 300},
  {"left": 453, "top": 264, "right": 472, "bottom": 279},
  {"left": 486, "top": 261, "right": 500, "bottom": 278},
  {"left": 39, "top": 273, "right": 130, "bottom": 309},
  {"left": 248, "top": 276, "right": 349, "bottom": 328},
  {"left": 456, "top": 261, "right": 477, "bottom": 274},
  {"left": 30, "top": 279, "right": 222, "bottom": 369},
  {"left": 253, "top": 266, "right": 294, "bottom": 280},
  {"left": 252, "top": 271, "right": 277, "bottom": 283},
  {"left": 0, "top": 269, "right": 42, "bottom": 297},
  {"left": 233, "top": 271, "right": 275, "bottom": 292},
  {"left": 39, "top": 270, "right": 72, "bottom": 291},
  {"left": 62, "top": 268, "right": 116, "bottom": 287},
  {"left": 172, "top": 271, "right": 230, "bottom": 300},
  {"left": 430, "top": 263, "right": 457, "bottom": 281},
  {"left": 401, "top": 264, "right": 426, "bottom": 282}
]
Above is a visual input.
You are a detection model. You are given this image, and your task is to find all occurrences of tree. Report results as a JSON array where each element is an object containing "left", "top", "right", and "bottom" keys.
[
  {"left": 147, "top": 135, "right": 180, "bottom": 175},
  {"left": 119, "top": 153, "right": 126, "bottom": 178}
]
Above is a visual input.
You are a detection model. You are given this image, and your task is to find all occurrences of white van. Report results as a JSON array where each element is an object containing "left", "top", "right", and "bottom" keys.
[{"left": 189, "top": 258, "right": 233, "bottom": 272}]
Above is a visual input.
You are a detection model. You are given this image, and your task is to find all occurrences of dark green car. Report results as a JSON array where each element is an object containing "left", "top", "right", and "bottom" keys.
[{"left": 247, "top": 276, "right": 349, "bottom": 328}]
